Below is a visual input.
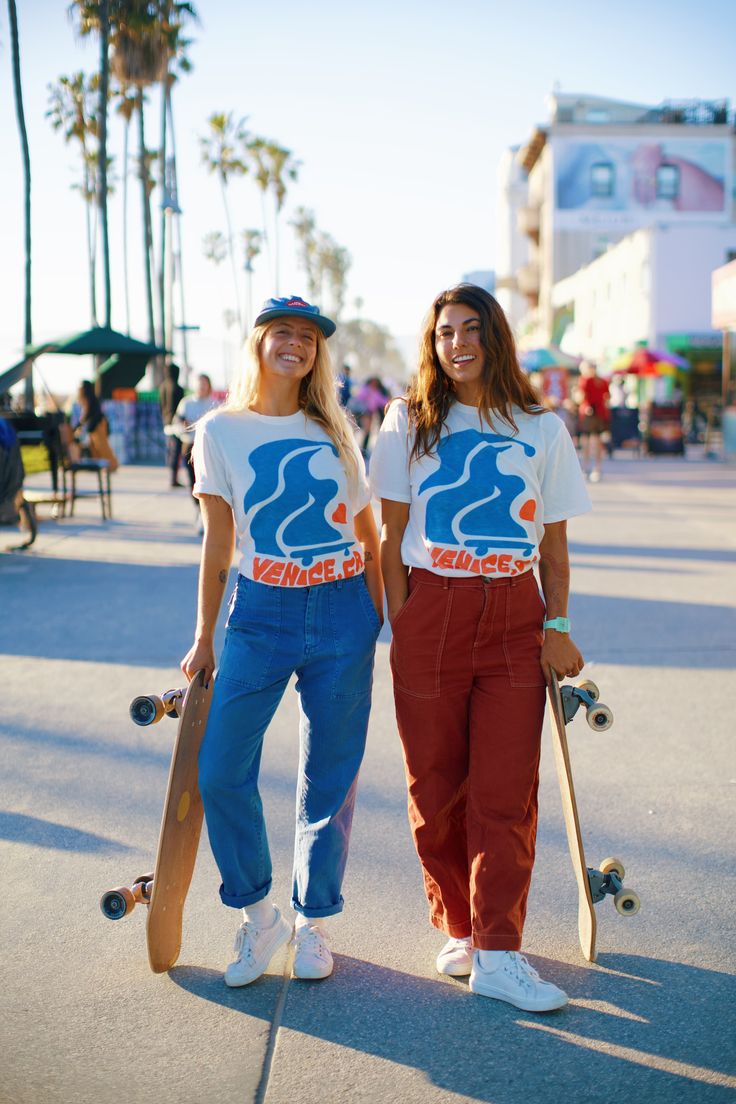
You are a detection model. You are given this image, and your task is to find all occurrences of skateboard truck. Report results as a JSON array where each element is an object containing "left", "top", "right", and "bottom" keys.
[
  {"left": 129, "top": 688, "right": 184, "bottom": 727},
  {"left": 100, "top": 873, "right": 154, "bottom": 920},
  {"left": 560, "top": 680, "right": 614, "bottom": 731}
]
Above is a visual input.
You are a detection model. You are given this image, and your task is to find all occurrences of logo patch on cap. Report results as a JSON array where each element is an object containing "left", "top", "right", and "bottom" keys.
[{"left": 286, "top": 298, "right": 309, "bottom": 308}]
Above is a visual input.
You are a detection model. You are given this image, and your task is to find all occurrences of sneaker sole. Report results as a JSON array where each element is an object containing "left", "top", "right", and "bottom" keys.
[
  {"left": 292, "top": 961, "right": 333, "bottom": 980},
  {"left": 469, "top": 976, "right": 568, "bottom": 1012},
  {"left": 224, "top": 920, "right": 292, "bottom": 988},
  {"left": 436, "top": 959, "right": 473, "bottom": 977}
]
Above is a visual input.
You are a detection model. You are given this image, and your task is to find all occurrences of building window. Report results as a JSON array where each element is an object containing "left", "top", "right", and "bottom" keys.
[
  {"left": 656, "top": 164, "right": 680, "bottom": 200},
  {"left": 590, "top": 162, "right": 615, "bottom": 198}
]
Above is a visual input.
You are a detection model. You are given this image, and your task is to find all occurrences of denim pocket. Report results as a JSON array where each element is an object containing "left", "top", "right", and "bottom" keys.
[
  {"left": 503, "top": 575, "right": 545, "bottom": 688},
  {"left": 219, "top": 579, "right": 281, "bottom": 689}
]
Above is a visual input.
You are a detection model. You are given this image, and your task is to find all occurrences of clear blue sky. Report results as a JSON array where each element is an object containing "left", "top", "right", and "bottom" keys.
[{"left": 1, "top": 0, "right": 735, "bottom": 392}]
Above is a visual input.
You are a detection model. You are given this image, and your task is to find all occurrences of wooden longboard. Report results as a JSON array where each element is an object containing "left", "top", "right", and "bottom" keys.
[
  {"left": 546, "top": 675, "right": 598, "bottom": 962},
  {"left": 100, "top": 671, "right": 213, "bottom": 973},
  {"left": 147, "top": 672, "right": 213, "bottom": 972}
]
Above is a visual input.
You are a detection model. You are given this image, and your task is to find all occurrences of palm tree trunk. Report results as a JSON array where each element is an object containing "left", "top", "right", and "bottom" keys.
[
  {"left": 97, "top": 0, "right": 111, "bottom": 329},
  {"left": 157, "top": 77, "right": 168, "bottom": 349},
  {"left": 85, "top": 161, "right": 98, "bottom": 326},
  {"left": 122, "top": 113, "right": 131, "bottom": 334},
  {"left": 166, "top": 88, "right": 189, "bottom": 373},
  {"left": 7, "top": 0, "right": 33, "bottom": 408},
  {"left": 138, "top": 91, "right": 156, "bottom": 346},
  {"left": 220, "top": 175, "right": 243, "bottom": 337}
]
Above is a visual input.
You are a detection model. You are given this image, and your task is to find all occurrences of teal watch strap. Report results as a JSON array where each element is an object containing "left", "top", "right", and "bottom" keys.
[{"left": 543, "top": 617, "right": 570, "bottom": 633}]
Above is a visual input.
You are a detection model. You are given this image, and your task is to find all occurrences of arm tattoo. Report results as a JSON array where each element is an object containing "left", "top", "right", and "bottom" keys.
[
  {"left": 364, "top": 551, "right": 374, "bottom": 562},
  {"left": 218, "top": 570, "right": 227, "bottom": 584}
]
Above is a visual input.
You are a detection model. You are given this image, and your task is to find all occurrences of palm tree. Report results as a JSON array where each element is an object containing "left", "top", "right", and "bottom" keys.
[
  {"left": 199, "top": 112, "right": 250, "bottom": 336},
  {"left": 242, "top": 229, "right": 262, "bottom": 334},
  {"left": 7, "top": 0, "right": 33, "bottom": 408},
  {"left": 47, "top": 72, "right": 104, "bottom": 325},
  {"left": 156, "top": 3, "right": 197, "bottom": 354},
  {"left": 114, "top": 84, "right": 136, "bottom": 333},
  {"left": 248, "top": 137, "right": 299, "bottom": 294},
  {"left": 68, "top": 0, "right": 112, "bottom": 328},
  {"left": 290, "top": 206, "right": 319, "bottom": 299}
]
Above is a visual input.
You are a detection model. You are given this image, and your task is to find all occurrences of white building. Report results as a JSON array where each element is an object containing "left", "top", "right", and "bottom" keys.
[
  {"left": 553, "top": 224, "right": 736, "bottom": 369},
  {"left": 500, "top": 92, "right": 736, "bottom": 371}
]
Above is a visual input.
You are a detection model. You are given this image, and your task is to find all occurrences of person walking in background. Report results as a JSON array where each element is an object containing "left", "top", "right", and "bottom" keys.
[
  {"left": 370, "top": 284, "right": 590, "bottom": 1012},
  {"left": 173, "top": 373, "right": 220, "bottom": 495},
  {"left": 337, "top": 363, "right": 353, "bottom": 408},
  {"left": 576, "top": 360, "right": 609, "bottom": 482},
  {"left": 160, "top": 362, "right": 185, "bottom": 487},
  {"left": 181, "top": 295, "right": 383, "bottom": 988}
]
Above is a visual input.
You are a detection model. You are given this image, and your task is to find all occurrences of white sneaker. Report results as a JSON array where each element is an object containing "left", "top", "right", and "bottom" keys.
[
  {"left": 469, "top": 951, "right": 568, "bottom": 1012},
  {"left": 224, "top": 906, "right": 292, "bottom": 987},
  {"left": 436, "top": 937, "right": 473, "bottom": 977},
  {"left": 292, "top": 923, "right": 333, "bottom": 980}
]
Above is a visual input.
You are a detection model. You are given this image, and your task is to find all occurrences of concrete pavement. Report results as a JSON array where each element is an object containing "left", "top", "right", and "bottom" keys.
[{"left": 1, "top": 453, "right": 735, "bottom": 1103}]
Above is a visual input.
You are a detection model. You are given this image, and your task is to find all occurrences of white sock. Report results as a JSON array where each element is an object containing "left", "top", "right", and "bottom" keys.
[
  {"left": 477, "top": 949, "right": 507, "bottom": 970},
  {"left": 294, "top": 913, "right": 323, "bottom": 932},
  {"left": 243, "top": 897, "right": 275, "bottom": 928}
]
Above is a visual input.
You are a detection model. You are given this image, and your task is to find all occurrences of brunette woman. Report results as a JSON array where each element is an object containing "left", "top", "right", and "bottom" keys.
[{"left": 370, "top": 285, "right": 590, "bottom": 1012}]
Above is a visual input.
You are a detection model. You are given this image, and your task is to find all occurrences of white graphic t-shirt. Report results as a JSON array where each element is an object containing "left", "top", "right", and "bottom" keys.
[
  {"left": 193, "top": 409, "right": 371, "bottom": 586},
  {"left": 369, "top": 400, "right": 591, "bottom": 578}
]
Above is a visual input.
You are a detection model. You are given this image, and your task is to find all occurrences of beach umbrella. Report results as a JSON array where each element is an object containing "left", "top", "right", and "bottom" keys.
[
  {"left": 520, "top": 346, "right": 581, "bottom": 372},
  {"left": 611, "top": 347, "right": 689, "bottom": 374}
]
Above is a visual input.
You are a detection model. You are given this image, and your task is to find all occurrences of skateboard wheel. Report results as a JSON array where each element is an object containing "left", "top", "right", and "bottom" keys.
[
  {"left": 587, "top": 703, "right": 613, "bottom": 731},
  {"left": 577, "top": 679, "right": 599, "bottom": 701},
  {"left": 130, "top": 695, "right": 164, "bottom": 727},
  {"left": 600, "top": 857, "right": 625, "bottom": 880},
  {"left": 614, "top": 889, "right": 640, "bottom": 916},
  {"left": 100, "top": 886, "right": 136, "bottom": 920}
]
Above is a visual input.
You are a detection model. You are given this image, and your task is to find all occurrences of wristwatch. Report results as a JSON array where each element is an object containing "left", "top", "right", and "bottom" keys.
[{"left": 543, "top": 617, "right": 571, "bottom": 633}]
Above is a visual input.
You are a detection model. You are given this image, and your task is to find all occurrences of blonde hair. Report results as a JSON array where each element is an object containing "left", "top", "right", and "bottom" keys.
[{"left": 221, "top": 321, "right": 359, "bottom": 487}]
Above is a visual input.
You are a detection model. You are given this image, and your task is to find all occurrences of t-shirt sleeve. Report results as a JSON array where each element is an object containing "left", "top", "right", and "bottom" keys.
[
  {"left": 192, "top": 417, "right": 233, "bottom": 504},
  {"left": 539, "top": 413, "right": 592, "bottom": 523},
  {"left": 369, "top": 400, "right": 412, "bottom": 503}
]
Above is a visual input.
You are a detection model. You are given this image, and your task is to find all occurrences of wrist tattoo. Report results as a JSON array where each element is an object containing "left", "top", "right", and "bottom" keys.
[
  {"left": 364, "top": 551, "right": 373, "bottom": 562},
  {"left": 218, "top": 570, "right": 227, "bottom": 584}
]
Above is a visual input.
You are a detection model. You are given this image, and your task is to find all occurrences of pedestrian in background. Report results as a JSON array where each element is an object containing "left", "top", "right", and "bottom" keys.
[
  {"left": 370, "top": 283, "right": 590, "bottom": 1013},
  {"left": 576, "top": 360, "right": 610, "bottom": 482},
  {"left": 160, "top": 362, "right": 185, "bottom": 487},
  {"left": 173, "top": 373, "right": 219, "bottom": 488},
  {"left": 181, "top": 295, "right": 383, "bottom": 988}
]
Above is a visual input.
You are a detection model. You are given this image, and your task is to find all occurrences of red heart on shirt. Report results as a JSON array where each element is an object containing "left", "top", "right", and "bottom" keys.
[{"left": 332, "top": 502, "right": 347, "bottom": 524}]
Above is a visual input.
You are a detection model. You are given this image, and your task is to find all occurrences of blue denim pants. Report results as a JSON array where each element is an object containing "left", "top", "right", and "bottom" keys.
[{"left": 199, "top": 572, "right": 380, "bottom": 917}]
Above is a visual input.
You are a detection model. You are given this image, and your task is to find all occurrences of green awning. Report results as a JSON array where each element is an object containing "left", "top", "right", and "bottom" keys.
[
  {"left": 27, "top": 325, "right": 165, "bottom": 359},
  {"left": 97, "top": 353, "right": 151, "bottom": 398}
]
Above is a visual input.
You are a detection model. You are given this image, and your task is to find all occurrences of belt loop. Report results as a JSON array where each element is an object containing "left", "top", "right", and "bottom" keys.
[{"left": 442, "top": 575, "right": 450, "bottom": 589}]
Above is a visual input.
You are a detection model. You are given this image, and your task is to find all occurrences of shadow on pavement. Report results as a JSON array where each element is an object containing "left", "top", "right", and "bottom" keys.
[
  {"left": 570, "top": 541, "right": 736, "bottom": 564},
  {"left": 0, "top": 810, "right": 133, "bottom": 853},
  {"left": 170, "top": 952, "right": 735, "bottom": 1101}
]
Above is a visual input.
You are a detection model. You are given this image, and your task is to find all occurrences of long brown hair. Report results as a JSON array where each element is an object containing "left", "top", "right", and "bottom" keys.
[{"left": 407, "top": 284, "right": 543, "bottom": 462}]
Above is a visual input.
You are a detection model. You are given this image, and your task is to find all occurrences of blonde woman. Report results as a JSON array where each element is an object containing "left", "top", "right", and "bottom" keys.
[{"left": 182, "top": 297, "right": 383, "bottom": 987}]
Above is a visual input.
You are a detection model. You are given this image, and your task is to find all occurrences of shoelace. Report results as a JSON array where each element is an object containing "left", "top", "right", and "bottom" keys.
[
  {"left": 294, "top": 926, "right": 329, "bottom": 959},
  {"left": 503, "top": 952, "right": 541, "bottom": 990},
  {"left": 233, "top": 921, "right": 258, "bottom": 964}
]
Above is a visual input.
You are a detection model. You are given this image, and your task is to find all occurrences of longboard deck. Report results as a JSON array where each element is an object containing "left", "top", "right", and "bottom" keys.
[
  {"left": 546, "top": 676, "right": 597, "bottom": 962},
  {"left": 147, "top": 671, "right": 213, "bottom": 973}
]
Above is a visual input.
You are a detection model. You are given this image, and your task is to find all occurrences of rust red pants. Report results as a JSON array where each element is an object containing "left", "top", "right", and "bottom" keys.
[{"left": 390, "top": 567, "right": 546, "bottom": 950}]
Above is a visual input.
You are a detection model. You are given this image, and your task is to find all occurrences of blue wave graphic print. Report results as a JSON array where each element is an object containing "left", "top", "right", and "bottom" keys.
[
  {"left": 244, "top": 438, "right": 351, "bottom": 565},
  {"left": 419, "top": 430, "right": 536, "bottom": 555}
]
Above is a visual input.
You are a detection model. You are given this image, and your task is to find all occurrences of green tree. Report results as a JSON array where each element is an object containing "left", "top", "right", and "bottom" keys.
[
  {"left": 47, "top": 72, "right": 106, "bottom": 325},
  {"left": 199, "top": 111, "right": 250, "bottom": 336},
  {"left": 242, "top": 228, "right": 262, "bottom": 333},
  {"left": 7, "top": 0, "right": 33, "bottom": 408},
  {"left": 248, "top": 137, "right": 299, "bottom": 294}
]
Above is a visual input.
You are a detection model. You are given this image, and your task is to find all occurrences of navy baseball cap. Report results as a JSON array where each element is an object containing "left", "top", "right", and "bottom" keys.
[{"left": 254, "top": 296, "right": 336, "bottom": 338}]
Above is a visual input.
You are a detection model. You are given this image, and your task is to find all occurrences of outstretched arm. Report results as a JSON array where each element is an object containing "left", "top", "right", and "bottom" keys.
[{"left": 538, "top": 520, "right": 584, "bottom": 681}]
